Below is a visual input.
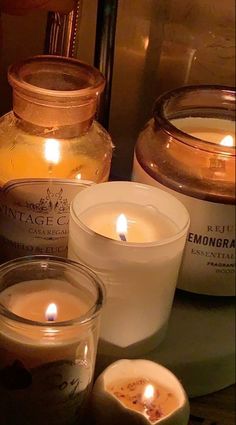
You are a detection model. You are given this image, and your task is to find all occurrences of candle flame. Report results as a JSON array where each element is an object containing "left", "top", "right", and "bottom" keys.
[
  {"left": 143, "top": 384, "right": 154, "bottom": 401},
  {"left": 116, "top": 214, "right": 128, "bottom": 236},
  {"left": 76, "top": 173, "right": 82, "bottom": 180},
  {"left": 220, "top": 135, "right": 234, "bottom": 147},
  {"left": 44, "top": 139, "right": 61, "bottom": 164},
  {"left": 45, "top": 303, "right": 58, "bottom": 321}
]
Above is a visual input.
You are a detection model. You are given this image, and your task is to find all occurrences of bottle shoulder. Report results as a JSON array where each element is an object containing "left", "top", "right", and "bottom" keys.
[
  {"left": 0, "top": 112, "right": 113, "bottom": 183},
  {"left": 0, "top": 112, "right": 112, "bottom": 147}
]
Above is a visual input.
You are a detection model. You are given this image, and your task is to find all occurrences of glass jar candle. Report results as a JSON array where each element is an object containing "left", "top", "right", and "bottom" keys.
[
  {"left": 0, "top": 56, "right": 113, "bottom": 263},
  {"left": 133, "top": 86, "right": 235, "bottom": 296},
  {"left": 0, "top": 255, "right": 105, "bottom": 425}
]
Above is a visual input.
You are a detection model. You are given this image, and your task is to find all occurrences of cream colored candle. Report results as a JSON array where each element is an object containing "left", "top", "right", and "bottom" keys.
[
  {"left": 171, "top": 117, "right": 235, "bottom": 145},
  {"left": 168, "top": 117, "right": 235, "bottom": 182},
  {"left": 3, "top": 279, "right": 88, "bottom": 322},
  {"left": 0, "top": 279, "right": 91, "bottom": 366},
  {"left": 79, "top": 202, "right": 178, "bottom": 243},
  {"left": 0, "top": 256, "right": 104, "bottom": 425}
]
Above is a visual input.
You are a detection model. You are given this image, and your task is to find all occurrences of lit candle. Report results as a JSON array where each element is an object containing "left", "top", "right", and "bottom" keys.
[
  {"left": 0, "top": 256, "right": 104, "bottom": 425},
  {"left": 116, "top": 214, "right": 128, "bottom": 241},
  {"left": 165, "top": 117, "right": 235, "bottom": 187},
  {"left": 133, "top": 86, "right": 235, "bottom": 296},
  {"left": 68, "top": 182, "right": 190, "bottom": 357},
  {"left": 91, "top": 359, "right": 190, "bottom": 425},
  {"left": 171, "top": 117, "right": 235, "bottom": 146},
  {"left": 0, "top": 138, "right": 109, "bottom": 263},
  {"left": 78, "top": 202, "right": 178, "bottom": 244},
  {"left": 45, "top": 302, "right": 58, "bottom": 321}
]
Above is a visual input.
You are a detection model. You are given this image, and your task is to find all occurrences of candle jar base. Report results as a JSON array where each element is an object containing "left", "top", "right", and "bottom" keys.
[{"left": 98, "top": 321, "right": 168, "bottom": 361}]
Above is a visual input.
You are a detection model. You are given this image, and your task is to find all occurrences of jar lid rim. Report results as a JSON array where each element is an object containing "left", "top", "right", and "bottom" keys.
[
  {"left": 8, "top": 55, "right": 105, "bottom": 100},
  {"left": 153, "top": 85, "right": 235, "bottom": 155}
]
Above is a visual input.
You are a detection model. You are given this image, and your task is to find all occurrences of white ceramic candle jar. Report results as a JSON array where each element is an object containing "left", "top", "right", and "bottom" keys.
[
  {"left": 68, "top": 182, "right": 190, "bottom": 357},
  {"left": 91, "top": 359, "right": 190, "bottom": 425},
  {"left": 0, "top": 256, "right": 105, "bottom": 425}
]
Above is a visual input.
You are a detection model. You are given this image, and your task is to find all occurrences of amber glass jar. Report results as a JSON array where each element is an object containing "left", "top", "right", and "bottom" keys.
[
  {"left": 133, "top": 86, "right": 235, "bottom": 296},
  {"left": 0, "top": 56, "right": 113, "bottom": 262}
]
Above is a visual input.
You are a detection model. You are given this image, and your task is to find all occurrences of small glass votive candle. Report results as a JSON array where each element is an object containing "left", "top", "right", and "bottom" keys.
[
  {"left": 0, "top": 255, "right": 105, "bottom": 425},
  {"left": 91, "top": 359, "right": 190, "bottom": 425},
  {"left": 68, "top": 182, "right": 190, "bottom": 357}
]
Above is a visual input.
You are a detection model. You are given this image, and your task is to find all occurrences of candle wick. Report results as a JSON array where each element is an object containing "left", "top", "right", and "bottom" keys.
[
  {"left": 119, "top": 233, "right": 127, "bottom": 242},
  {"left": 47, "top": 316, "right": 55, "bottom": 322}
]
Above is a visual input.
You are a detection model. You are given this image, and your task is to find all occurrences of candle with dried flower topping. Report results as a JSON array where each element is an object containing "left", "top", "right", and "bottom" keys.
[
  {"left": 108, "top": 377, "right": 179, "bottom": 422},
  {"left": 91, "top": 359, "right": 190, "bottom": 425}
]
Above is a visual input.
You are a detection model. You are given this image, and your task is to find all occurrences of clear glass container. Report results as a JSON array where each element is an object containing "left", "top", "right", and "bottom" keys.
[
  {"left": 0, "top": 255, "right": 105, "bottom": 425},
  {"left": 0, "top": 55, "right": 113, "bottom": 262},
  {"left": 133, "top": 86, "right": 236, "bottom": 296}
]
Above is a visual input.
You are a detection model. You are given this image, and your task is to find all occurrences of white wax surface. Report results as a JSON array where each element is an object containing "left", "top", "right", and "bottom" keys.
[
  {"left": 79, "top": 202, "right": 179, "bottom": 243},
  {"left": 171, "top": 117, "right": 235, "bottom": 145},
  {"left": 0, "top": 279, "right": 90, "bottom": 322}
]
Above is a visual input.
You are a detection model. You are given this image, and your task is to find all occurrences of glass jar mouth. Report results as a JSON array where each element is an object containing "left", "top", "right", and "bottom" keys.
[
  {"left": 0, "top": 255, "right": 105, "bottom": 328},
  {"left": 70, "top": 181, "right": 190, "bottom": 249},
  {"left": 8, "top": 55, "right": 105, "bottom": 100},
  {"left": 8, "top": 56, "right": 105, "bottom": 127},
  {"left": 153, "top": 85, "right": 235, "bottom": 156}
]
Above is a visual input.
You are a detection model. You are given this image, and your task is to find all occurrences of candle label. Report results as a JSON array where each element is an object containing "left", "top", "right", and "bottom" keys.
[
  {"left": 133, "top": 156, "right": 235, "bottom": 295},
  {"left": 0, "top": 179, "right": 90, "bottom": 263},
  {"left": 0, "top": 359, "right": 92, "bottom": 425}
]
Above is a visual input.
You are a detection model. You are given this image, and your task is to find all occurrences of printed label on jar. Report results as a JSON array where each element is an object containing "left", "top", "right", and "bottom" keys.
[
  {"left": 0, "top": 179, "right": 92, "bottom": 263},
  {"left": 0, "top": 359, "right": 92, "bottom": 425},
  {"left": 132, "top": 155, "right": 235, "bottom": 296}
]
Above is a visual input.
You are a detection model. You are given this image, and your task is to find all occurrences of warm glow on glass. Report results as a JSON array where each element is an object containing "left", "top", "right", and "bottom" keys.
[
  {"left": 45, "top": 303, "right": 58, "bottom": 321},
  {"left": 76, "top": 173, "right": 82, "bottom": 180},
  {"left": 44, "top": 139, "right": 61, "bottom": 164},
  {"left": 116, "top": 214, "right": 128, "bottom": 236},
  {"left": 143, "top": 384, "right": 155, "bottom": 401},
  {"left": 220, "top": 135, "right": 234, "bottom": 147},
  {"left": 143, "top": 36, "right": 149, "bottom": 51}
]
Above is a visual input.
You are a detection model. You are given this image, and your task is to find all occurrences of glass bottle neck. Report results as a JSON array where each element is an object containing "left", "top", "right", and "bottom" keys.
[{"left": 15, "top": 114, "right": 94, "bottom": 138}]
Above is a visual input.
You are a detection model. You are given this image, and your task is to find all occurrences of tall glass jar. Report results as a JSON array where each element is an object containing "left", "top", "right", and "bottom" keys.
[
  {"left": 133, "top": 86, "right": 235, "bottom": 296},
  {"left": 0, "top": 56, "right": 113, "bottom": 262}
]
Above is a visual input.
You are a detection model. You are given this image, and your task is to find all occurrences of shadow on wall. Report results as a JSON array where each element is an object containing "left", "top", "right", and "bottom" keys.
[{"left": 0, "top": 12, "right": 47, "bottom": 115}]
